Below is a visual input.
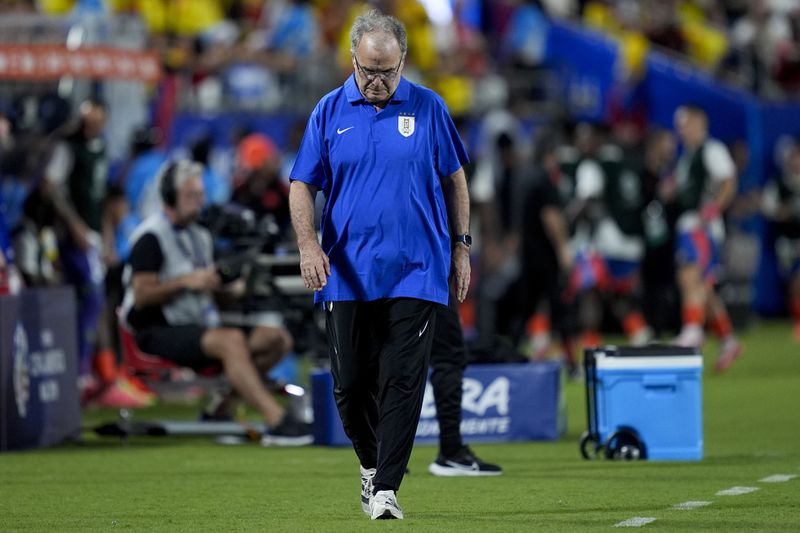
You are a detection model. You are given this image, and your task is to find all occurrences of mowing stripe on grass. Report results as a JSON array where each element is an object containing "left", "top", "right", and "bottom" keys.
[
  {"left": 613, "top": 517, "right": 657, "bottom": 527},
  {"left": 716, "top": 486, "right": 759, "bottom": 496},
  {"left": 671, "top": 501, "right": 712, "bottom": 510},
  {"left": 759, "top": 474, "right": 797, "bottom": 483}
]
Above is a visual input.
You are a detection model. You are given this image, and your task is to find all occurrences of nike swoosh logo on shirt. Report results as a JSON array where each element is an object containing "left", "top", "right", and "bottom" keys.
[{"left": 337, "top": 127, "right": 354, "bottom": 134}]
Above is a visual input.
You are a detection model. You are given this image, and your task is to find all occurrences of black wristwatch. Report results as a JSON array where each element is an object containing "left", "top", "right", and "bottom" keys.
[{"left": 454, "top": 234, "right": 472, "bottom": 248}]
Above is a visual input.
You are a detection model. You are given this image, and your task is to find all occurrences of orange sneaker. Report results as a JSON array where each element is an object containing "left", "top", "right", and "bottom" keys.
[
  {"left": 121, "top": 372, "right": 156, "bottom": 395},
  {"left": 94, "top": 378, "right": 156, "bottom": 408}
]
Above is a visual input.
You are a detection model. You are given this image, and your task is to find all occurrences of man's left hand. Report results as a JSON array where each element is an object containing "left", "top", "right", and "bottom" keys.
[{"left": 451, "top": 244, "right": 471, "bottom": 303}]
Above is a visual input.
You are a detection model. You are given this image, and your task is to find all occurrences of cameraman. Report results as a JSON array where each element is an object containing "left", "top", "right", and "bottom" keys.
[{"left": 121, "top": 160, "right": 311, "bottom": 446}]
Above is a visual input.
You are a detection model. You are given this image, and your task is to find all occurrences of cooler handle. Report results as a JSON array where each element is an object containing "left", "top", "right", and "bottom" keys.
[{"left": 643, "top": 374, "right": 677, "bottom": 392}]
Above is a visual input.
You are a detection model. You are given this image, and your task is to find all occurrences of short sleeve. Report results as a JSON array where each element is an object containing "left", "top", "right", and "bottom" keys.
[
  {"left": 128, "top": 233, "right": 164, "bottom": 273},
  {"left": 433, "top": 98, "right": 469, "bottom": 177},
  {"left": 469, "top": 158, "right": 495, "bottom": 202},
  {"left": 761, "top": 182, "right": 780, "bottom": 217},
  {"left": 289, "top": 105, "right": 329, "bottom": 189},
  {"left": 45, "top": 142, "right": 73, "bottom": 188},
  {"left": 703, "top": 140, "right": 736, "bottom": 183},
  {"left": 575, "top": 160, "right": 605, "bottom": 200}
]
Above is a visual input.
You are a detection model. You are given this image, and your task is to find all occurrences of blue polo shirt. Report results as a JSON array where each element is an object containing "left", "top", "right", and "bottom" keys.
[{"left": 290, "top": 75, "right": 468, "bottom": 305}]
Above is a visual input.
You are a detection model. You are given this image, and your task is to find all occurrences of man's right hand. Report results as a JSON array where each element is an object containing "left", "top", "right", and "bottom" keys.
[
  {"left": 183, "top": 267, "right": 221, "bottom": 293},
  {"left": 299, "top": 243, "right": 330, "bottom": 291}
]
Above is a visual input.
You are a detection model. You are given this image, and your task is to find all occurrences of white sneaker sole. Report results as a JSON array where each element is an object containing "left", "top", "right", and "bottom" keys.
[
  {"left": 428, "top": 462, "right": 503, "bottom": 477},
  {"left": 260, "top": 434, "right": 314, "bottom": 447},
  {"left": 370, "top": 506, "right": 403, "bottom": 520}
]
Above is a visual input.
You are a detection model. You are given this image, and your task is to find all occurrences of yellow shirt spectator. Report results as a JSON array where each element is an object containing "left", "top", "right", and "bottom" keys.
[
  {"left": 109, "top": 0, "right": 167, "bottom": 34},
  {"left": 166, "top": 0, "right": 224, "bottom": 36},
  {"left": 583, "top": 0, "right": 649, "bottom": 77},
  {"left": 677, "top": 2, "right": 728, "bottom": 70},
  {"left": 39, "top": 0, "right": 76, "bottom": 15},
  {"left": 395, "top": 0, "right": 436, "bottom": 72},
  {"left": 430, "top": 74, "right": 472, "bottom": 117}
]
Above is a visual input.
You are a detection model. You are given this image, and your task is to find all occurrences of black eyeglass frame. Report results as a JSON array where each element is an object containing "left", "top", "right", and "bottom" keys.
[{"left": 353, "top": 54, "right": 403, "bottom": 82}]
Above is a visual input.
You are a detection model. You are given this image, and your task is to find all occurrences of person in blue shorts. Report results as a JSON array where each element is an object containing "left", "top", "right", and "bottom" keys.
[
  {"left": 288, "top": 9, "right": 471, "bottom": 520},
  {"left": 666, "top": 106, "right": 742, "bottom": 371}
]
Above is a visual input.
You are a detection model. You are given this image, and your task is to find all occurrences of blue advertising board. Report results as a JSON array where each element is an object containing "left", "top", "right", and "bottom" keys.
[
  {"left": 311, "top": 362, "right": 564, "bottom": 447},
  {"left": 0, "top": 287, "right": 81, "bottom": 452},
  {"left": 544, "top": 22, "right": 619, "bottom": 122}
]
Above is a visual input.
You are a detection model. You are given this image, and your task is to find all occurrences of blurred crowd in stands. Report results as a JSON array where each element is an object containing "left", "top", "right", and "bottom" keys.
[
  {"left": 3, "top": 0, "right": 800, "bottom": 112},
  {"left": 1, "top": 0, "right": 800, "bottom": 407}
]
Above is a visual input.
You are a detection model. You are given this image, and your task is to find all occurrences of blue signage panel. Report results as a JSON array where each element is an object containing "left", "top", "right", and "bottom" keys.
[
  {"left": 644, "top": 52, "right": 753, "bottom": 144},
  {"left": 311, "top": 362, "right": 563, "bottom": 447},
  {"left": 544, "top": 22, "right": 619, "bottom": 122},
  {"left": 1, "top": 287, "right": 81, "bottom": 451}
]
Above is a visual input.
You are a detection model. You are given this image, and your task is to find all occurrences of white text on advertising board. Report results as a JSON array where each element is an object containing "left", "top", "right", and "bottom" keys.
[{"left": 417, "top": 377, "right": 510, "bottom": 437}]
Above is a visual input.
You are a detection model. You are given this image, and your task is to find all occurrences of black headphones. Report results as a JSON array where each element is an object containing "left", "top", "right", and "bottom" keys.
[{"left": 159, "top": 161, "right": 179, "bottom": 207}]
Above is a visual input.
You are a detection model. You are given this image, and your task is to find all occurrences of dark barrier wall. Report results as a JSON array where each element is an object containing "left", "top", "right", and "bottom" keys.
[{"left": 1, "top": 287, "right": 80, "bottom": 451}]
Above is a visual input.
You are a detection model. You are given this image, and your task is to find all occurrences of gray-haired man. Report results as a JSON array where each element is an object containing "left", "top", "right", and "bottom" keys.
[{"left": 289, "top": 9, "right": 471, "bottom": 520}]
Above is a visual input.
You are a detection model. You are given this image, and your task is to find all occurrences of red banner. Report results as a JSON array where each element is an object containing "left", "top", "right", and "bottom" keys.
[{"left": 0, "top": 44, "right": 161, "bottom": 83}]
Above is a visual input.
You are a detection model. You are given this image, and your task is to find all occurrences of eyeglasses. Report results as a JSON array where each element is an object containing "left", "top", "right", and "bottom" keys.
[{"left": 353, "top": 54, "right": 402, "bottom": 82}]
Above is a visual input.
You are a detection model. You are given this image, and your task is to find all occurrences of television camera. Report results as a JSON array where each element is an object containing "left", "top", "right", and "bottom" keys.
[{"left": 198, "top": 204, "right": 324, "bottom": 356}]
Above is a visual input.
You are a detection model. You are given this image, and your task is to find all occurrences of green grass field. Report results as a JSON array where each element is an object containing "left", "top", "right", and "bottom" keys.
[{"left": 2, "top": 321, "right": 799, "bottom": 531}]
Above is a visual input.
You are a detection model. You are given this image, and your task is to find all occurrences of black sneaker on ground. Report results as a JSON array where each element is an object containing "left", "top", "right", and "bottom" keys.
[
  {"left": 428, "top": 446, "right": 503, "bottom": 477},
  {"left": 260, "top": 414, "right": 313, "bottom": 447}
]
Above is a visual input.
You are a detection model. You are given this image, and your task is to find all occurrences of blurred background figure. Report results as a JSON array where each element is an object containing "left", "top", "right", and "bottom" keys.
[
  {"left": 762, "top": 141, "right": 800, "bottom": 341},
  {"left": 231, "top": 132, "right": 290, "bottom": 241},
  {"left": 569, "top": 124, "right": 653, "bottom": 350},
  {"left": 639, "top": 128, "right": 680, "bottom": 338},
  {"left": 118, "top": 126, "right": 167, "bottom": 221},
  {"left": 41, "top": 99, "right": 151, "bottom": 406},
  {"left": 513, "top": 137, "right": 579, "bottom": 375},
  {"left": 668, "top": 106, "right": 742, "bottom": 371}
]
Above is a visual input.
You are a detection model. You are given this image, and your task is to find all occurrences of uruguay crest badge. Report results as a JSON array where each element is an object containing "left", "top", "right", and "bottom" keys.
[{"left": 398, "top": 115, "right": 415, "bottom": 137}]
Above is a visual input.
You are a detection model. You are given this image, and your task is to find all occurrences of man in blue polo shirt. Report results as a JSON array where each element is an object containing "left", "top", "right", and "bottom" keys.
[{"left": 289, "top": 9, "right": 471, "bottom": 520}]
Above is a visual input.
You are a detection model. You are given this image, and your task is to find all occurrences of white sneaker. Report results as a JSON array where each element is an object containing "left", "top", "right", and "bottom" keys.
[
  {"left": 714, "top": 337, "right": 743, "bottom": 372},
  {"left": 674, "top": 325, "right": 704, "bottom": 349},
  {"left": 370, "top": 490, "right": 403, "bottom": 520},
  {"left": 360, "top": 466, "right": 375, "bottom": 516},
  {"left": 630, "top": 326, "right": 653, "bottom": 347},
  {"left": 531, "top": 332, "right": 551, "bottom": 360}
]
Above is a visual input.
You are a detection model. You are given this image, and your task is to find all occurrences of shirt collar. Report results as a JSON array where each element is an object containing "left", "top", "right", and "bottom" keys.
[{"left": 345, "top": 74, "right": 410, "bottom": 104}]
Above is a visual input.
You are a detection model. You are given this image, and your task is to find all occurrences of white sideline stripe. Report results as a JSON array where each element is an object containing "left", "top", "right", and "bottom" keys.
[
  {"left": 671, "top": 501, "right": 712, "bottom": 510},
  {"left": 759, "top": 474, "right": 797, "bottom": 483},
  {"left": 613, "top": 517, "right": 657, "bottom": 527},
  {"left": 716, "top": 486, "right": 760, "bottom": 496}
]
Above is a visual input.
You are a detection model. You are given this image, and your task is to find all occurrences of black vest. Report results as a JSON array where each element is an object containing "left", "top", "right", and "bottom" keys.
[
  {"left": 598, "top": 146, "right": 644, "bottom": 237},
  {"left": 675, "top": 142, "right": 709, "bottom": 214},
  {"left": 66, "top": 131, "right": 107, "bottom": 231}
]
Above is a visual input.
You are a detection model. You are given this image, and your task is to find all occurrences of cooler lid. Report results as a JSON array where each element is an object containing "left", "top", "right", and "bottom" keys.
[{"left": 593, "top": 345, "right": 703, "bottom": 369}]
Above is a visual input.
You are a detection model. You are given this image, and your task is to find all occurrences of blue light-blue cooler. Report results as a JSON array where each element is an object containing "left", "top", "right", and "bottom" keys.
[{"left": 590, "top": 346, "right": 703, "bottom": 461}]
